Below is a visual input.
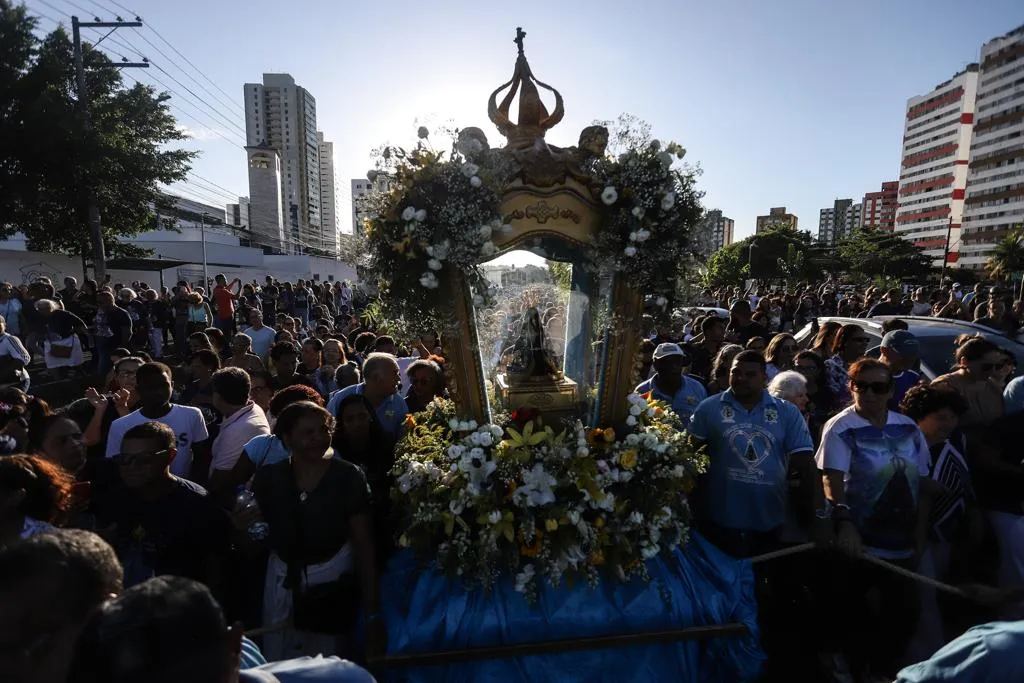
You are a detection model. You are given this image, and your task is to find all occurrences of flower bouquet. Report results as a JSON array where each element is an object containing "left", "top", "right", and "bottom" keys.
[{"left": 392, "top": 394, "right": 707, "bottom": 601}]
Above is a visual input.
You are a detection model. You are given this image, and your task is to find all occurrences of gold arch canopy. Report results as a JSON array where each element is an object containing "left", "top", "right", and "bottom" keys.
[{"left": 440, "top": 27, "right": 643, "bottom": 429}]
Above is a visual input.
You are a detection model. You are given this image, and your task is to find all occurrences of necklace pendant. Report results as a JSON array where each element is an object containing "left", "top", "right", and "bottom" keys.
[{"left": 299, "top": 491, "right": 308, "bottom": 503}]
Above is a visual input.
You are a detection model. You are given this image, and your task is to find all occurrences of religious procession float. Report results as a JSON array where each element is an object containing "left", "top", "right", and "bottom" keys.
[{"left": 359, "top": 28, "right": 763, "bottom": 682}]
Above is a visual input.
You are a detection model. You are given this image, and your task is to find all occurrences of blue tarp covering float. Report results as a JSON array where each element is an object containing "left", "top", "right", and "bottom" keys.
[{"left": 378, "top": 534, "right": 765, "bottom": 683}]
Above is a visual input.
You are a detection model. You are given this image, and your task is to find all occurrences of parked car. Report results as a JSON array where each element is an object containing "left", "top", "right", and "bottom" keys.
[
  {"left": 794, "top": 316, "right": 1024, "bottom": 380},
  {"left": 679, "top": 306, "right": 729, "bottom": 319}
]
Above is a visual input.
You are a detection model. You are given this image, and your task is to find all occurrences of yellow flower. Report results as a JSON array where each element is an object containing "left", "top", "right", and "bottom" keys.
[
  {"left": 545, "top": 518, "right": 559, "bottom": 532},
  {"left": 595, "top": 516, "right": 605, "bottom": 529},
  {"left": 404, "top": 414, "right": 417, "bottom": 430},
  {"left": 602, "top": 427, "right": 616, "bottom": 443},
  {"left": 589, "top": 551, "right": 605, "bottom": 566},
  {"left": 619, "top": 449, "right": 638, "bottom": 470}
]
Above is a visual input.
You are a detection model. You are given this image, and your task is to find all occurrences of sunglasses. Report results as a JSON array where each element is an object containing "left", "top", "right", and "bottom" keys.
[
  {"left": 979, "top": 362, "right": 1006, "bottom": 372},
  {"left": 114, "top": 449, "right": 169, "bottom": 466},
  {"left": 853, "top": 380, "right": 892, "bottom": 395}
]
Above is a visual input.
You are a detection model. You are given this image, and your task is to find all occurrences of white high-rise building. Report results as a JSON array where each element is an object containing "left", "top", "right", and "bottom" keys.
[
  {"left": 693, "top": 209, "right": 734, "bottom": 257},
  {"left": 961, "top": 25, "right": 1024, "bottom": 270},
  {"left": 243, "top": 73, "right": 321, "bottom": 254},
  {"left": 350, "top": 176, "right": 391, "bottom": 236},
  {"left": 244, "top": 144, "right": 286, "bottom": 252},
  {"left": 895, "top": 65, "right": 979, "bottom": 267},
  {"left": 317, "top": 132, "right": 339, "bottom": 255},
  {"left": 817, "top": 199, "right": 861, "bottom": 244}
]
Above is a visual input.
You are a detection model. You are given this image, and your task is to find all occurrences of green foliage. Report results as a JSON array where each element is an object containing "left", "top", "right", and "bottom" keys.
[
  {"left": 985, "top": 226, "right": 1024, "bottom": 282},
  {"left": 547, "top": 261, "right": 572, "bottom": 293},
  {"left": 835, "top": 228, "right": 932, "bottom": 281},
  {"left": 0, "top": 3, "right": 194, "bottom": 260},
  {"left": 703, "top": 224, "right": 818, "bottom": 286}
]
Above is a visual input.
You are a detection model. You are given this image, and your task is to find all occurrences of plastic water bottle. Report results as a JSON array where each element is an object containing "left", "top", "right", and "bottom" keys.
[{"left": 234, "top": 488, "right": 269, "bottom": 541}]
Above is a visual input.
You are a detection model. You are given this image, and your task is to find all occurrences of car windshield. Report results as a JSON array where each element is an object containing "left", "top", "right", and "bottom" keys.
[{"left": 916, "top": 332, "right": 1024, "bottom": 379}]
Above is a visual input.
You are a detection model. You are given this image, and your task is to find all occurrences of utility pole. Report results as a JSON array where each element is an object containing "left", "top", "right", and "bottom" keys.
[
  {"left": 939, "top": 216, "right": 954, "bottom": 285},
  {"left": 200, "top": 212, "right": 209, "bottom": 291},
  {"left": 71, "top": 15, "right": 147, "bottom": 283}
]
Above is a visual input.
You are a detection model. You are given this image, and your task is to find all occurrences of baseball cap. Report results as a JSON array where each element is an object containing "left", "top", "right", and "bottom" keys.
[
  {"left": 881, "top": 330, "right": 919, "bottom": 356},
  {"left": 653, "top": 343, "right": 689, "bottom": 362}
]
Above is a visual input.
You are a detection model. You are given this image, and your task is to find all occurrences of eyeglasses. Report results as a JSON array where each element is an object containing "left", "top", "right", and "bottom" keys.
[
  {"left": 979, "top": 362, "right": 1006, "bottom": 372},
  {"left": 113, "top": 449, "right": 169, "bottom": 466},
  {"left": 853, "top": 380, "right": 892, "bottom": 395}
]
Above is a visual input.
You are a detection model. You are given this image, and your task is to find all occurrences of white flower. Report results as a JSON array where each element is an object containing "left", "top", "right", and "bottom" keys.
[
  {"left": 629, "top": 231, "right": 638, "bottom": 242},
  {"left": 478, "top": 224, "right": 492, "bottom": 238},
  {"left": 500, "top": 222, "right": 514, "bottom": 234},
  {"left": 624, "top": 246, "right": 637, "bottom": 257},
  {"left": 626, "top": 415, "right": 638, "bottom": 426},
  {"left": 468, "top": 138, "right": 483, "bottom": 154},
  {"left": 470, "top": 176, "right": 482, "bottom": 188},
  {"left": 658, "top": 151, "right": 673, "bottom": 167},
  {"left": 414, "top": 209, "right": 427, "bottom": 222},
  {"left": 432, "top": 242, "right": 449, "bottom": 260},
  {"left": 515, "top": 463, "right": 557, "bottom": 507},
  {"left": 635, "top": 229, "right": 651, "bottom": 243},
  {"left": 631, "top": 206, "right": 644, "bottom": 219},
  {"left": 480, "top": 241, "right": 497, "bottom": 257},
  {"left": 473, "top": 294, "right": 484, "bottom": 306},
  {"left": 469, "top": 447, "right": 485, "bottom": 460},
  {"left": 661, "top": 193, "right": 675, "bottom": 211},
  {"left": 487, "top": 510, "right": 502, "bottom": 525},
  {"left": 655, "top": 443, "right": 668, "bottom": 454},
  {"left": 489, "top": 425, "right": 504, "bottom": 440},
  {"left": 419, "top": 272, "right": 439, "bottom": 289},
  {"left": 449, "top": 499, "right": 464, "bottom": 515},
  {"left": 514, "top": 564, "right": 535, "bottom": 593},
  {"left": 447, "top": 444, "right": 465, "bottom": 460},
  {"left": 601, "top": 186, "right": 618, "bottom": 205},
  {"left": 467, "top": 420, "right": 478, "bottom": 431},
  {"left": 641, "top": 541, "right": 660, "bottom": 559},
  {"left": 629, "top": 405, "right": 643, "bottom": 417},
  {"left": 417, "top": 126, "right": 429, "bottom": 139},
  {"left": 448, "top": 418, "right": 460, "bottom": 431},
  {"left": 427, "top": 258, "right": 442, "bottom": 271},
  {"left": 630, "top": 511, "right": 644, "bottom": 525},
  {"left": 397, "top": 474, "right": 413, "bottom": 494},
  {"left": 625, "top": 434, "right": 640, "bottom": 446},
  {"left": 478, "top": 431, "right": 494, "bottom": 447},
  {"left": 576, "top": 447, "right": 589, "bottom": 457},
  {"left": 656, "top": 296, "right": 668, "bottom": 307},
  {"left": 457, "top": 452, "right": 496, "bottom": 493},
  {"left": 469, "top": 432, "right": 483, "bottom": 446},
  {"left": 598, "top": 492, "right": 616, "bottom": 511},
  {"left": 401, "top": 206, "right": 416, "bottom": 222},
  {"left": 461, "top": 163, "right": 480, "bottom": 178}
]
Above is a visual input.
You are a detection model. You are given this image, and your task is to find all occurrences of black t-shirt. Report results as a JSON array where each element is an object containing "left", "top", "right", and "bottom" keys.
[
  {"left": 867, "top": 301, "right": 907, "bottom": 317},
  {"left": 727, "top": 320, "right": 769, "bottom": 346},
  {"left": 253, "top": 459, "right": 371, "bottom": 567},
  {"left": 273, "top": 373, "right": 318, "bottom": 392},
  {"left": 45, "top": 309, "right": 86, "bottom": 339},
  {"left": 105, "top": 305, "right": 133, "bottom": 342},
  {"left": 95, "top": 477, "right": 231, "bottom": 587},
  {"left": 977, "top": 416, "right": 1024, "bottom": 515}
]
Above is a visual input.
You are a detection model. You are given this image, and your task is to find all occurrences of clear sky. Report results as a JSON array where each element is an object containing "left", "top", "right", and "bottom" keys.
[{"left": 27, "top": 0, "right": 1024, "bottom": 243}]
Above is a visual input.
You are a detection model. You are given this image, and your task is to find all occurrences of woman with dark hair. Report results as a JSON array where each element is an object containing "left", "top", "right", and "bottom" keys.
[
  {"left": 817, "top": 358, "right": 941, "bottom": 679},
  {"left": 333, "top": 393, "right": 396, "bottom": 559},
  {"left": 249, "top": 401, "right": 379, "bottom": 659},
  {"left": 203, "top": 326, "right": 228, "bottom": 360},
  {"left": 810, "top": 320, "right": 842, "bottom": 358},
  {"left": 931, "top": 334, "right": 1004, "bottom": 429},
  {"left": 31, "top": 414, "right": 87, "bottom": 475},
  {"left": 824, "top": 324, "right": 872, "bottom": 406},
  {"left": 0, "top": 454, "right": 74, "bottom": 545},
  {"left": 705, "top": 343, "right": 743, "bottom": 395},
  {"left": 764, "top": 333, "right": 798, "bottom": 380},
  {"left": 794, "top": 350, "right": 835, "bottom": 444},
  {"left": 745, "top": 336, "right": 767, "bottom": 353},
  {"left": 404, "top": 359, "right": 444, "bottom": 413}
]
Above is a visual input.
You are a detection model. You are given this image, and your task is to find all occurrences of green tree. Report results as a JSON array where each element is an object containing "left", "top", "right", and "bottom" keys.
[
  {"left": 547, "top": 261, "right": 572, "bottom": 292},
  {"left": 0, "top": 3, "right": 194, "bottom": 276},
  {"left": 835, "top": 228, "right": 932, "bottom": 280},
  {"left": 704, "top": 224, "right": 819, "bottom": 286},
  {"left": 985, "top": 227, "right": 1024, "bottom": 282}
]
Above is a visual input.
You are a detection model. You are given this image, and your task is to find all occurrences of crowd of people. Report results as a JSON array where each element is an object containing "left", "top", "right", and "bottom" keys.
[{"left": 0, "top": 272, "right": 1022, "bottom": 681}]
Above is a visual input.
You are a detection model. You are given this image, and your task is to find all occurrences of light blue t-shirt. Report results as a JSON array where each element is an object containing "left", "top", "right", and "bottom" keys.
[
  {"left": 689, "top": 389, "right": 813, "bottom": 532},
  {"left": 326, "top": 383, "right": 408, "bottom": 441},
  {"left": 634, "top": 374, "right": 707, "bottom": 426},
  {"left": 243, "top": 325, "right": 277, "bottom": 359},
  {"left": 896, "top": 620, "right": 1024, "bottom": 683},
  {"left": 240, "top": 655, "right": 376, "bottom": 682},
  {"left": 1004, "top": 376, "right": 1024, "bottom": 415},
  {"left": 242, "top": 434, "right": 290, "bottom": 467}
]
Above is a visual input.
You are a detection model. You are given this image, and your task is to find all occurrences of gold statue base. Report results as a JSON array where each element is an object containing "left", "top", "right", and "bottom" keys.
[{"left": 496, "top": 373, "right": 579, "bottom": 423}]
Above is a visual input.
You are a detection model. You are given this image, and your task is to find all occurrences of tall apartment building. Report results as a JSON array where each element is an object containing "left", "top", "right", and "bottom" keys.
[
  {"left": 350, "top": 176, "right": 391, "bottom": 236},
  {"left": 961, "top": 25, "right": 1024, "bottom": 270},
  {"left": 244, "top": 143, "right": 286, "bottom": 252},
  {"left": 895, "top": 65, "right": 979, "bottom": 267},
  {"left": 817, "top": 199, "right": 861, "bottom": 244},
  {"left": 317, "top": 132, "right": 339, "bottom": 256},
  {"left": 861, "top": 181, "right": 899, "bottom": 231},
  {"left": 244, "top": 73, "right": 322, "bottom": 254},
  {"left": 755, "top": 207, "right": 798, "bottom": 233},
  {"left": 693, "top": 209, "right": 734, "bottom": 257},
  {"left": 225, "top": 197, "right": 250, "bottom": 229}
]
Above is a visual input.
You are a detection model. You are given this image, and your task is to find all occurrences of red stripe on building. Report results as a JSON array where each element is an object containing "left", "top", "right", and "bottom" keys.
[
  {"left": 956, "top": 159, "right": 969, "bottom": 165},
  {"left": 899, "top": 174, "right": 954, "bottom": 196},
  {"left": 902, "top": 143, "right": 958, "bottom": 168},
  {"left": 896, "top": 206, "right": 951, "bottom": 223},
  {"left": 951, "top": 188, "right": 965, "bottom": 200},
  {"left": 907, "top": 87, "right": 964, "bottom": 120},
  {"left": 947, "top": 251, "right": 959, "bottom": 263},
  {"left": 960, "top": 113, "right": 974, "bottom": 124},
  {"left": 914, "top": 238, "right": 948, "bottom": 248}
]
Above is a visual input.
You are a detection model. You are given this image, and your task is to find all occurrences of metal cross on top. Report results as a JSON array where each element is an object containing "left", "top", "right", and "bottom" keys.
[{"left": 514, "top": 26, "right": 526, "bottom": 55}]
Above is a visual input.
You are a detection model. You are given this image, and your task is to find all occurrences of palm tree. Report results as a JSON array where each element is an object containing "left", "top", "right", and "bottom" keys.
[{"left": 985, "top": 227, "right": 1024, "bottom": 282}]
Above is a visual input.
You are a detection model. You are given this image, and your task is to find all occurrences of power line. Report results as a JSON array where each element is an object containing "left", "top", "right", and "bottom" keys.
[
  {"left": 187, "top": 172, "right": 242, "bottom": 200},
  {"left": 121, "top": 73, "right": 245, "bottom": 148}
]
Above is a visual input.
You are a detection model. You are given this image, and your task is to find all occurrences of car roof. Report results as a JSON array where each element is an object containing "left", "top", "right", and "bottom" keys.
[{"left": 816, "top": 315, "right": 1024, "bottom": 344}]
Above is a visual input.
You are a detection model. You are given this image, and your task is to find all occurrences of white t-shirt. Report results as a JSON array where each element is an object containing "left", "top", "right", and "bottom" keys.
[
  {"left": 243, "top": 325, "right": 277, "bottom": 360},
  {"left": 815, "top": 406, "right": 931, "bottom": 559},
  {"left": 105, "top": 405, "right": 209, "bottom": 478},
  {"left": 396, "top": 355, "right": 419, "bottom": 394}
]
